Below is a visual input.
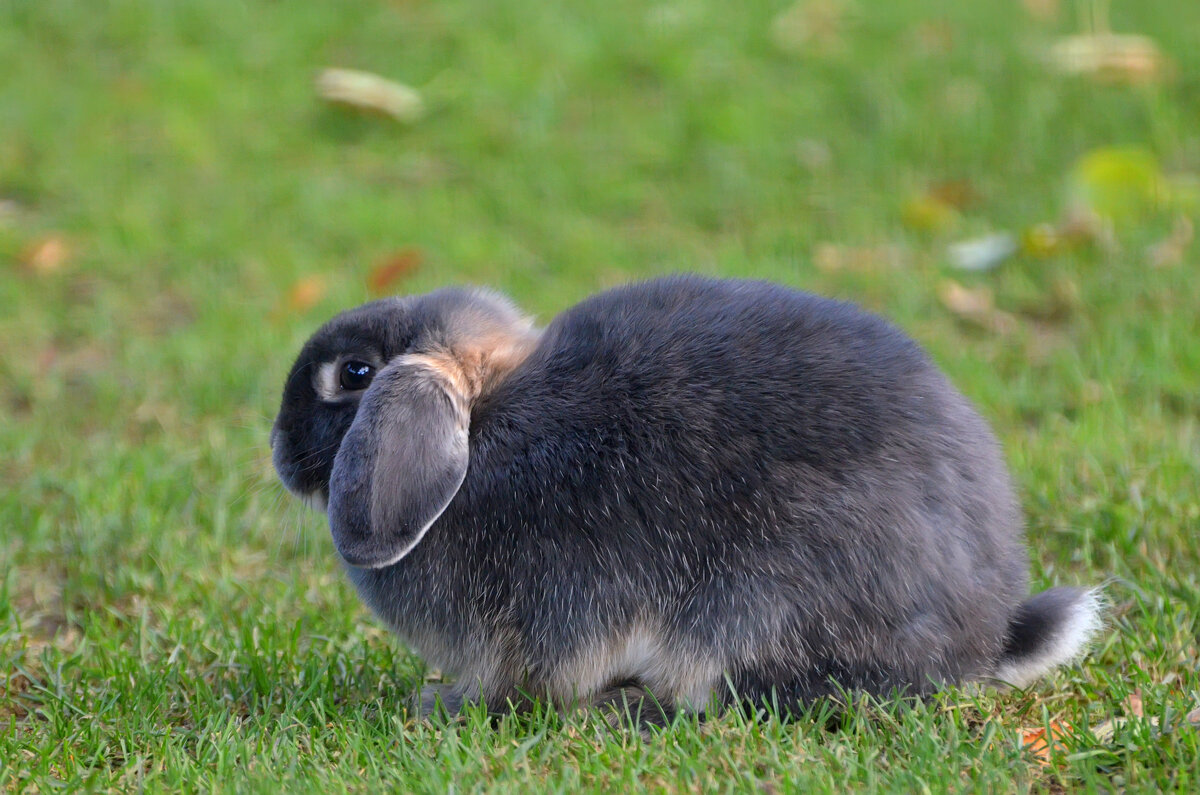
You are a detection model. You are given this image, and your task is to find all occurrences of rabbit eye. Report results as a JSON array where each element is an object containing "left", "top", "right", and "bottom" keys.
[{"left": 339, "top": 361, "right": 376, "bottom": 391}]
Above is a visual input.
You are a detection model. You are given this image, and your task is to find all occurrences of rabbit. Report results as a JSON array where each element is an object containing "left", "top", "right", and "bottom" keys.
[{"left": 271, "top": 275, "right": 1100, "bottom": 722}]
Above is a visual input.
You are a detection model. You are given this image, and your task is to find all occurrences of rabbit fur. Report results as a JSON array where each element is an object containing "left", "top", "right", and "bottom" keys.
[{"left": 272, "top": 276, "right": 1100, "bottom": 721}]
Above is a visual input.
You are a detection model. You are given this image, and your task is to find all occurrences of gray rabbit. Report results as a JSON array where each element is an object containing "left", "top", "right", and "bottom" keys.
[{"left": 272, "top": 276, "right": 1099, "bottom": 721}]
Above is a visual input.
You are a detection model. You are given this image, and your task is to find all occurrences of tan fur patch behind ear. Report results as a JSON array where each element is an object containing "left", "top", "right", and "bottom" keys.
[{"left": 409, "top": 305, "right": 540, "bottom": 405}]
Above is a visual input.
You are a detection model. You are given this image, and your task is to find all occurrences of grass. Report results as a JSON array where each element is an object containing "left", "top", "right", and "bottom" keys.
[{"left": 2, "top": 0, "right": 1198, "bottom": 790}]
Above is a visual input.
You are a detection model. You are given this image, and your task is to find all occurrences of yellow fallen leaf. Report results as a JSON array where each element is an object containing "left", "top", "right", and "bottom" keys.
[
  {"left": 901, "top": 194, "right": 960, "bottom": 233},
  {"left": 1020, "top": 223, "right": 1062, "bottom": 258},
  {"left": 316, "top": 68, "right": 425, "bottom": 124},
  {"left": 1050, "top": 33, "right": 1165, "bottom": 84},
  {"left": 1070, "top": 146, "right": 1169, "bottom": 224}
]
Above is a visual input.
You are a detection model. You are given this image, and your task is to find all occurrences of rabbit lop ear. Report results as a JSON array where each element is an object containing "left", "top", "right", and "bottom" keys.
[{"left": 327, "top": 354, "right": 471, "bottom": 569}]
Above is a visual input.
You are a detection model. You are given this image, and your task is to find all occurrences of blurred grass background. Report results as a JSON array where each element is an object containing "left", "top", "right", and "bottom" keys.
[{"left": 2, "top": 0, "right": 1198, "bottom": 791}]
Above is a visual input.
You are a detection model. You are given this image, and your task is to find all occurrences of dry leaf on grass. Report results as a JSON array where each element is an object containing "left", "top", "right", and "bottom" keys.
[
  {"left": 795, "top": 139, "right": 833, "bottom": 172},
  {"left": 316, "top": 68, "right": 425, "bottom": 124},
  {"left": 1019, "top": 223, "right": 1064, "bottom": 258},
  {"left": 283, "top": 275, "right": 327, "bottom": 314},
  {"left": 1021, "top": 721, "right": 1071, "bottom": 764},
  {"left": 908, "top": 20, "right": 955, "bottom": 57},
  {"left": 1021, "top": 0, "right": 1060, "bottom": 22},
  {"left": 20, "top": 235, "right": 70, "bottom": 274},
  {"left": 367, "top": 248, "right": 423, "bottom": 295},
  {"left": 947, "top": 233, "right": 1017, "bottom": 271},
  {"left": 1187, "top": 706, "right": 1200, "bottom": 728},
  {"left": 1070, "top": 146, "right": 1170, "bottom": 224},
  {"left": 901, "top": 196, "right": 958, "bottom": 233},
  {"left": 1147, "top": 215, "right": 1193, "bottom": 268},
  {"left": 901, "top": 194, "right": 960, "bottom": 233},
  {"left": 1091, "top": 689, "right": 1163, "bottom": 743},
  {"left": 1017, "top": 211, "right": 1114, "bottom": 259},
  {"left": 771, "top": 0, "right": 854, "bottom": 56},
  {"left": 938, "top": 280, "right": 992, "bottom": 315},
  {"left": 813, "top": 243, "right": 907, "bottom": 273},
  {"left": 1126, "top": 689, "right": 1144, "bottom": 718},
  {"left": 1050, "top": 34, "right": 1166, "bottom": 84},
  {"left": 1013, "top": 276, "right": 1081, "bottom": 325},
  {"left": 937, "top": 279, "right": 1018, "bottom": 334},
  {"left": 927, "top": 180, "right": 979, "bottom": 210}
]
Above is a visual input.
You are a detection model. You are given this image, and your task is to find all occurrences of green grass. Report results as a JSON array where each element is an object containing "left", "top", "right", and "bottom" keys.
[{"left": 2, "top": 0, "right": 1198, "bottom": 791}]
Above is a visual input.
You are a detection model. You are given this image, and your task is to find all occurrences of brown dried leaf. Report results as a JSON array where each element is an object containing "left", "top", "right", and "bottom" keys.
[
  {"left": 1021, "top": 721, "right": 1070, "bottom": 764},
  {"left": 939, "top": 279, "right": 992, "bottom": 315},
  {"left": 1021, "top": 0, "right": 1060, "bottom": 22},
  {"left": 1016, "top": 276, "right": 1080, "bottom": 324},
  {"left": 1187, "top": 706, "right": 1200, "bottom": 728},
  {"left": 1057, "top": 206, "right": 1113, "bottom": 250},
  {"left": 909, "top": 20, "right": 955, "bottom": 57},
  {"left": 367, "top": 248, "right": 423, "bottom": 295},
  {"left": 1092, "top": 692, "right": 1161, "bottom": 743},
  {"left": 813, "top": 243, "right": 906, "bottom": 273},
  {"left": 1126, "top": 689, "right": 1144, "bottom": 718},
  {"left": 937, "top": 280, "right": 1018, "bottom": 334},
  {"left": 21, "top": 235, "right": 70, "bottom": 274},
  {"left": 1147, "top": 215, "right": 1193, "bottom": 268},
  {"left": 928, "top": 180, "right": 979, "bottom": 210},
  {"left": 284, "top": 275, "right": 327, "bottom": 313}
]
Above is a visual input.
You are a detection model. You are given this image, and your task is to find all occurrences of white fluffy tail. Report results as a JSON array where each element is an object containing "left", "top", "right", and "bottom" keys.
[{"left": 992, "top": 587, "right": 1103, "bottom": 688}]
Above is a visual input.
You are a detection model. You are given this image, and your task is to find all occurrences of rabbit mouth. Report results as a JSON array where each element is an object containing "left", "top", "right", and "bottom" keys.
[{"left": 301, "top": 490, "right": 328, "bottom": 514}]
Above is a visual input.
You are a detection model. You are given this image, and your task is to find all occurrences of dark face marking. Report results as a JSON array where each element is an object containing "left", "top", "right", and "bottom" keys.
[{"left": 271, "top": 298, "right": 409, "bottom": 503}]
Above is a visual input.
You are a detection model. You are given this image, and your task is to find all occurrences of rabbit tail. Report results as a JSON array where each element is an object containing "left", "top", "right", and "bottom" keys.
[{"left": 993, "top": 586, "right": 1103, "bottom": 687}]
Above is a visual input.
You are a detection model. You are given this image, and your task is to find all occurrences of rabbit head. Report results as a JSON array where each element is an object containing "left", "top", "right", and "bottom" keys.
[{"left": 271, "top": 288, "right": 539, "bottom": 568}]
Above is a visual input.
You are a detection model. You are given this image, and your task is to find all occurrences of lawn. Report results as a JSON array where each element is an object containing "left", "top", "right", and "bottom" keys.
[{"left": 2, "top": 0, "right": 1198, "bottom": 791}]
